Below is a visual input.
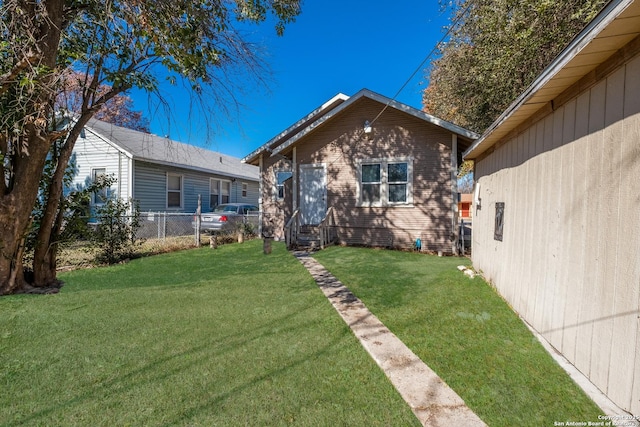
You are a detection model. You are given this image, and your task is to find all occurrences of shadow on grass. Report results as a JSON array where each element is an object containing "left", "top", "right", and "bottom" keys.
[{"left": 9, "top": 300, "right": 347, "bottom": 426}]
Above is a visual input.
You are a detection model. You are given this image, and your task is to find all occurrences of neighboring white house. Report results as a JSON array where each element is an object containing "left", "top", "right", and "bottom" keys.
[
  {"left": 465, "top": 0, "right": 640, "bottom": 416},
  {"left": 71, "top": 118, "right": 259, "bottom": 213}
]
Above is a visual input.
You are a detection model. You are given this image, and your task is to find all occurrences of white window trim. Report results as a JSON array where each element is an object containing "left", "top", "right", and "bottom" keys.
[
  {"left": 210, "top": 178, "right": 232, "bottom": 208},
  {"left": 275, "top": 170, "right": 293, "bottom": 200},
  {"left": 241, "top": 182, "right": 248, "bottom": 198},
  {"left": 91, "top": 167, "right": 108, "bottom": 205},
  {"left": 356, "top": 157, "right": 413, "bottom": 207},
  {"left": 210, "top": 178, "right": 220, "bottom": 210},
  {"left": 166, "top": 173, "right": 183, "bottom": 210},
  {"left": 220, "top": 179, "right": 231, "bottom": 204}
]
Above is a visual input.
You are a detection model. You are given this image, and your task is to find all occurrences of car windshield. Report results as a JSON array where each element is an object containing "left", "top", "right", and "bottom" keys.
[{"left": 214, "top": 205, "right": 240, "bottom": 213}]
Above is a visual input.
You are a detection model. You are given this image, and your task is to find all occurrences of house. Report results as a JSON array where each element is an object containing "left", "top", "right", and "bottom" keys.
[
  {"left": 464, "top": 0, "right": 640, "bottom": 416},
  {"left": 71, "top": 119, "right": 259, "bottom": 213},
  {"left": 243, "top": 89, "right": 478, "bottom": 252},
  {"left": 458, "top": 193, "right": 472, "bottom": 220}
]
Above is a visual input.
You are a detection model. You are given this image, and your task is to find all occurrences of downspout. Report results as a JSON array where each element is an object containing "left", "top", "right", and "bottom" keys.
[
  {"left": 451, "top": 134, "right": 459, "bottom": 255},
  {"left": 118, "top": 151, "right": 123, "bottom": 200},
  {"left": 292, "top": 147, "right": 298, "bottom": 212},
  {"left": 129, "top": 158, "right": 134, "bottom": 214}
]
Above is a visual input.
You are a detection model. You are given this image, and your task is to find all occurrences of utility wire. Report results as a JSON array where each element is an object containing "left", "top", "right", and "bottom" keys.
[{"left": 369, "top": 3, "right": 472, "bottom": 127}]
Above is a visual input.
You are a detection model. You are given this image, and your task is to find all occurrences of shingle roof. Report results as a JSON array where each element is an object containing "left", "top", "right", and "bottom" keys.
[{"left": 85, "top": 119, "right": 258, "bottom": 181}]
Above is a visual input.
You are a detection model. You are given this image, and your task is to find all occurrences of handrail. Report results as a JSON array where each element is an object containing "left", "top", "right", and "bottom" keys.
[
  {"left": 318, "top": 206, "right": 336, "bottom": 249},
  {"left": 284, "top": 209, "right": 300, "bottom": 249}
]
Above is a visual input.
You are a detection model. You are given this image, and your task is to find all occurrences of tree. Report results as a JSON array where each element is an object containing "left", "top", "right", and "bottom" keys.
[
  {"left": 0, "top": 0, "right": 301, "bottom": 295},
  {"left": 57, "top": 70, "right": 150, "bottom": 132},
  {"left": 424, "top": 0, "right": 607, "bottom": 134}
]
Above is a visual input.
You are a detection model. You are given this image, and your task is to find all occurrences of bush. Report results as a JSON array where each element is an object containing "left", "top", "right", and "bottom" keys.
[{"left": 92, "top": 199, "right": 141, "bottom": 264}]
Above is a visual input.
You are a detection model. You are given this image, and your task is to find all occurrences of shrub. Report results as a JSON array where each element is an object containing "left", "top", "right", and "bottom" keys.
[{"left": 92, "top": 198, "right": 141, "bottom": 264}]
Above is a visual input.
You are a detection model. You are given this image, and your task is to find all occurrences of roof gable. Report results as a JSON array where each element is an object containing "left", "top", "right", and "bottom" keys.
[
  {"left": 464, "top": 0, "right": 640, "bottom": 160},
  {"left": 84, "top": 119, "right": 258, "bottom": 181},
  {"left": 242, "top": 93, "right": 349, "bottom": 165},
  {"left": 244, "top": 89, "right": 478, "bottom": 161}
]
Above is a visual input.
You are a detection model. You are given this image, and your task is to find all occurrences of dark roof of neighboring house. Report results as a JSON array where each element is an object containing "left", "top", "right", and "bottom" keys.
[
  {"left": 464, "top": 0, "right": 640, "bottom": 160},
  {"left": 85, "top": 119, "right": 258, "bottom": 181},
  {"left": 242, "top": 88, "right": 479, "bottom": 165}
]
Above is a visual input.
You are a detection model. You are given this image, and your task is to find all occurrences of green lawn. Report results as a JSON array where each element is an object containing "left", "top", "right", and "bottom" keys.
[
  {"left": 0, "top": 241, "right": 419, "bottom": 427},
  {"left": 312, "top": 246, "right": 603, "bottom": 427}
]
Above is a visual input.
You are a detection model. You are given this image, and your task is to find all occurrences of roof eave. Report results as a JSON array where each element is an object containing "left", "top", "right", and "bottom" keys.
[
  {"left": 464, "top": 0, "right": 636, "bottom": 160},
  {"left": 133, "top": 157, "right": 258, "bottom": 181},
  {"left": 241, "top": 92, "right": 350, "bottom": 164},
  {"left": 272, "top": 88, "right": 478, "bottom": 156}
]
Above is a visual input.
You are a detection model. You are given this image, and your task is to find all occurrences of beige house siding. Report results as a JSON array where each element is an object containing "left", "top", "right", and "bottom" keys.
[
  {"left": 291, "top": 97, "right": 457, "bottom": 252},
  {"left": 259, "top": 156, "right": 293, "bottom": 240},
  {"left": 472, "top": 50, "right": 640, "bottom": 414}
]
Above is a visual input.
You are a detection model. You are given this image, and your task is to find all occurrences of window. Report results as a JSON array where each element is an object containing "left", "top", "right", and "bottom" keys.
[
  {"left": 276, "top": 171, "right": 293, "bottom": 199},
  {"left": 361, "top": 164, "right": 381, "bottom": 204},
  {"left": 221, "top": 180, "right": 231, "bottom": 204},
  {"left": 167, "top": 174, "right": 182, "bottom": 208},
  {"left": 387, "top": 162, "right": 408, "bottom": 203},
  {"left": 210, "top": 178, "right": 232, "bottom": 209},
  {"left": 92, "top": 168, "right": 107, "bottom": 204},
  {"left": 242, "top": 182, "right": 248, "bottom": 198},
  {"left": 357, "top": 158, "right": 412, "bottom": 207},
  {"left": 210, "top": 179, "right": 220, "bottom": 210}
]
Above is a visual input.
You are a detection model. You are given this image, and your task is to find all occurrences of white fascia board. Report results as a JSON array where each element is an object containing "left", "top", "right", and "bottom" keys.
[
  {"left": 272, "top": 89, "right": 478, "bottom": 156},
  {"left": 83, "top": 125, "right": 134, "bottom": 160},
  {"left": 464, "top": 0, "right": 634, "bottom": 159},
  {"left": 241, "top": 92, "right": 350, "bottom": 164},
  {"left": 134, "top": 158, "right": 258, "bottom": 182},
  {"left": 363, "top": 90, "right": 479, "bottom": 140}
]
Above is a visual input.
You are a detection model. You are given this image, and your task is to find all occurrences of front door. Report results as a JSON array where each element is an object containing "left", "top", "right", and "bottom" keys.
[{"left": 300, "top": 164, "right": 326, "bottom": 225}]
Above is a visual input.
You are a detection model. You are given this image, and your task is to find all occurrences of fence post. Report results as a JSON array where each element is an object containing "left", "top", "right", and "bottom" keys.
[
  {"left": 156, "top": 212, "right": 161, "bottom": 240},
  {"left": 195, "top": 195, "right": 201, "bottom": 247},
  {"left": 162, "top": 212, "right": 167, "bottom": 242}
]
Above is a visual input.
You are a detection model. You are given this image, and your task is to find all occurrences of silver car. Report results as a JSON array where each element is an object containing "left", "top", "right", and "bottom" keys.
[{"left": 197, "top": 203, "right": 258, "bottom": 232}]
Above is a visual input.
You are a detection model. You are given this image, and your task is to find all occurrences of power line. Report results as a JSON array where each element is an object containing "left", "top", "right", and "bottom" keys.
[{"left": 369, "top": 3, "right": 472, "bottom": 126}]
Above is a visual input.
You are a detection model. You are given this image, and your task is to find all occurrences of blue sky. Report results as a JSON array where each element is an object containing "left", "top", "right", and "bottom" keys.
[{"left": 131, "top": 0, "right": 451, "bottom": 159}]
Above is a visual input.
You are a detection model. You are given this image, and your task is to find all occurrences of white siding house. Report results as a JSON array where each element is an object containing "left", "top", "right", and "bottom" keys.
[
  {"left": 465, "top": 0, "right": 640, "bottom": 416},
  {"left": 72, "top": 119, "right": 259, "bottom": 213}
]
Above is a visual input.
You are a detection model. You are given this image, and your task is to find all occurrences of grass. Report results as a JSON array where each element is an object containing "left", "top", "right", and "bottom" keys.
[
  {"left": 0, "top": 241, "right": 419, "bottom": 427},
  {"left": 55, "top": 235, "right": 207, "bottom": 271},
  {"left": 312, "top": 246, "right": 603, "bottom": 426}
]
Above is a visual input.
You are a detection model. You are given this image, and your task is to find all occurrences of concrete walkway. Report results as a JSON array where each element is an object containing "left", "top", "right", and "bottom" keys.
[{"left": 294, "top": 251, "right": 486, "bottom": 427}]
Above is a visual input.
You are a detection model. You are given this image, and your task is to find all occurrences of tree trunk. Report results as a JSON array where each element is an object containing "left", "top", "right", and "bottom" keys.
[
  {"left": 0, "top": 0, "right": 66, "bottom": 295},
  {"left": 32, "top": 120, "right": 88, "bottom": 287},
  {"left": 31, "top": 196, "right": 65, "bottom": 288},
  {"left": 0, "top": 131, "right": 52, "bottom": 294}
]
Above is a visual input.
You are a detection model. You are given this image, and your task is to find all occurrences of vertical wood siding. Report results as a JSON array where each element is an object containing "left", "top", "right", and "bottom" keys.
[{"left": 473, "top": 52, "right": 640, "bottom": 414}]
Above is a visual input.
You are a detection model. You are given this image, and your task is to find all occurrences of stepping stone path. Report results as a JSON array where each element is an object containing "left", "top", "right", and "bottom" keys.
[{"left": 294, "top": 251, "right": 487, "bottom": 427}]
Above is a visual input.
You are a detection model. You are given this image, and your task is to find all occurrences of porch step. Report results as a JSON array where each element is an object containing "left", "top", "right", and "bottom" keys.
[
  {"left": 297, "top": 225, "right": 320, "bottom": 249},
  {"left": 296, "top": 233, "right": 320, "bottom": 250}
]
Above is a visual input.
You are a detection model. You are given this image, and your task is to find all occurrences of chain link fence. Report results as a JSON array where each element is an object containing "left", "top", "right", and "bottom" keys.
[
  {"left": 140, "top": 211, "right": 262, "bottom": 243},
  {"left": 55, "top": 211, "right": 265, "bottom": 269},
  {"left": 82, "top": 211, "right": 263, "bottom": 246},
  {"left": 138, "top": 212, "right": 197, "bottom": 241}
]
